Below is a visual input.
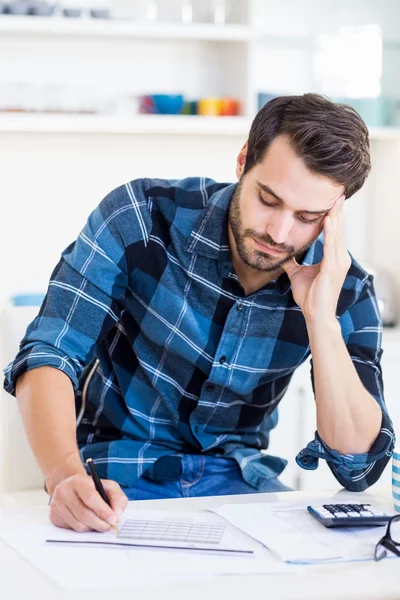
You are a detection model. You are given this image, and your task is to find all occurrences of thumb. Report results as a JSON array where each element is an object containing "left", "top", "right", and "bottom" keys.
[
  {"left": 102, "top": 479, "right": 128, "bottom": 521},
  {"left": 281, "top": 257, "right": 300, "bottom": 280}
]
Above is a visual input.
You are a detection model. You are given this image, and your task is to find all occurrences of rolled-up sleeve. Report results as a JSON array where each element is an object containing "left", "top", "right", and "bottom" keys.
[
  {"left": 3, "top": 179, "right": 151, "bottom": 395},
  {"left": 296, "top": 274, "right": 396, "bottom": 491}
]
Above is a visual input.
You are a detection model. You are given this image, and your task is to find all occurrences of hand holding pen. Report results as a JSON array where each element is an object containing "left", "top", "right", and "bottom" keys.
[
  {"left": 48, "top": 459, "right": 128, "bottom": 533},
  {"left": 86, "top": 458, "right": 120, "bottom": 533}
]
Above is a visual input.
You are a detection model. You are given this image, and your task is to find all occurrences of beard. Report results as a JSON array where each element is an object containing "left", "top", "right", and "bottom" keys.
[{"left": 228, "top": 180, "right": 318, "bottom": 273}]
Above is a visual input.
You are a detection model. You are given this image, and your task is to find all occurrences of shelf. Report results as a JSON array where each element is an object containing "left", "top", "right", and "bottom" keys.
[
  {"left": 0, "top": 113, "right": 252, "bottom": 136},
  {"left": 1, "top": 114, "right": 399, "bottom": 139},
  {"left": 0, "top": 15, "right": 252, "bottom": 41}
]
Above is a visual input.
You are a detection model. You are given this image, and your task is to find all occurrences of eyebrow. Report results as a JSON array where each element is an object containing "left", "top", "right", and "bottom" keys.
[{"left": 256, "top": 181, "right": 331, "bottom": 215}]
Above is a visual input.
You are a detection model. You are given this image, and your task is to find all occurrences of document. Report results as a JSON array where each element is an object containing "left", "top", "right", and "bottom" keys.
[
  {"left": 45, "top": 509, "right": 254, "bottom": 555},
  {"left": 211, "top": 502, "right": 391, "bottom": 564},
  {"left": 0, "top": 506, "right": 299, "bottom": 590}
]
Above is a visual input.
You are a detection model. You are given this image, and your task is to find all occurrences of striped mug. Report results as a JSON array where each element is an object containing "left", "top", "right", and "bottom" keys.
[{"left": 393, "top": 449, "right": 400, "bottom": 512}]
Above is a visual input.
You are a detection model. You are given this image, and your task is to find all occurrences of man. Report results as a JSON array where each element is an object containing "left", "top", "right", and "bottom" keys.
[{"left": 4, "top": 94, "right": 395, "bottom": 534}]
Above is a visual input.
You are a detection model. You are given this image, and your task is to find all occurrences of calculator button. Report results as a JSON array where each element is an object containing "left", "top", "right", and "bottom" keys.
[
  {"left": 314, "top": 508, "right": 330, "bottom": 517},
  {"left": 347, "top": 511, "right": 361, "bottom": 517},
  {"left": 370, "top": 509, "right": 385, "bottom": 515},
  {"left": 333, "top": 512, "right": 348, "bottom": 518},
  {"left": 360, "top": 511, "right": 373, "bottom": 517}
]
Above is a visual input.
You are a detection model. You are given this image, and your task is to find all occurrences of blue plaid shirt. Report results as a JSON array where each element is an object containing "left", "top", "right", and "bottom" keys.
[{"left": 4, "top": 177, "right": 395, "bottom": 491}]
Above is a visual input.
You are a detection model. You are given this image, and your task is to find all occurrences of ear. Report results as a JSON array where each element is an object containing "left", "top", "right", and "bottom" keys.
[{"left": 236, "top": 142, "right": 248, "bottom": 180}]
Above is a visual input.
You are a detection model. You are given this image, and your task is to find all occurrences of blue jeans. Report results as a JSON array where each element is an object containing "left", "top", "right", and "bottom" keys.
[{"left": 122, "top": 454, "right": 291, "bottom": 501}]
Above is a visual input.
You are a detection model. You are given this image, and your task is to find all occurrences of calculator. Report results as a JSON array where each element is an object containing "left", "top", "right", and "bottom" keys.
[{"left": 307, "top": 503, "right": 391, "bottom": 528}]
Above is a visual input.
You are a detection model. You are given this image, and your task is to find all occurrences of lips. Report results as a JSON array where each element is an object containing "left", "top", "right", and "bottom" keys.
[{"left": 253, "top": 238, "right": 285, "bottom": 255}]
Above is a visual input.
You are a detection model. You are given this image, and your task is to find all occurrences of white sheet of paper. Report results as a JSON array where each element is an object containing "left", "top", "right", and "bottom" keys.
[
  {"left": 0, "top": 507, "right": 299, "bottom": 590},
  {"left": 45, "top": 509, "right": 254, "bottom": 554},
  {"left": 211, "top": 502, "right": 392, "bottom": 564}
]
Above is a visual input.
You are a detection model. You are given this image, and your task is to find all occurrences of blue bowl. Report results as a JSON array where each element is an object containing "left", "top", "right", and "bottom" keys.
[{"left": 152, "top": 94, "right": 185, "bottom": 115}]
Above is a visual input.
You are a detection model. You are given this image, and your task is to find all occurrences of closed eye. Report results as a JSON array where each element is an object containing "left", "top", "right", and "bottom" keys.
[
  {"left": 297, "top": 214, "right": 324, "bottom": 225},
  {"left": 258, "top": 194, "right": 324, "bottom": 225},
  {"left": 259, "top": 197, "right": 278, "bottom": 209}
]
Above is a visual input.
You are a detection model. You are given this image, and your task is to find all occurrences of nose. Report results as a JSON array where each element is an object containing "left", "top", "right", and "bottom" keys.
[{"left": 266, "top": 211, "right": 293, "bottom": 245}]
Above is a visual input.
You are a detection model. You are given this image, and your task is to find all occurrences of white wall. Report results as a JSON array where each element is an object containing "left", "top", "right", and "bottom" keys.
[
  {"left": 368, "top": 139, "right": 400, "bottom": 304},
  {"left": 0, "top": 131, "right": 243, "bottom": 298}
]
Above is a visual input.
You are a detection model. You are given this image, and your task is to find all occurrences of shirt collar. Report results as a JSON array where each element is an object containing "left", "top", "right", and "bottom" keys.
[{"left": 184, "top": 182, "right": 235, "bottom": 260}]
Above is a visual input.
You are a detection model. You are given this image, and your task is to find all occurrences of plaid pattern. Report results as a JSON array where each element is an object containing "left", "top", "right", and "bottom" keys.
[{"left": 4, "top": 177, "right": 395, "bottom": 491}]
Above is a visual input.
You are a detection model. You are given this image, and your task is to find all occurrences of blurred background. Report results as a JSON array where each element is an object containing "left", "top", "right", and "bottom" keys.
[{"left": 1, "top": 0, "right": 400, "bottom": 497}]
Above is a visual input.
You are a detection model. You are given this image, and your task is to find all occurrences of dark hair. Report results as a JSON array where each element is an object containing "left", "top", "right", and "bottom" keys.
[{"left": 244, "top": 93, "right": 371, "bottom": 199}]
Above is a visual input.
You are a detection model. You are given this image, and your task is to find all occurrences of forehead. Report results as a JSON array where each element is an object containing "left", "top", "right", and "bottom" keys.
[{"left": 251, "top": 135, "right": 344, "bottom": 211}]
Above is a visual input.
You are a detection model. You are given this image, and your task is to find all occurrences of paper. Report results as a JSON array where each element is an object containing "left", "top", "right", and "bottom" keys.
[
  {"left": 211, "top": 502, "right": 394, "bottom": 564},
  {"left": 45, "top": 510, "right": 254, "bottom": 554},
  {"left": 0, "top": 506, "right": 298, "bottom": 590}
]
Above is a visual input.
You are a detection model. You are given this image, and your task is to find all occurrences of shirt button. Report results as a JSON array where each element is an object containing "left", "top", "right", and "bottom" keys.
[
  {"left": 237, "top": 302, "right": 244, "bottom": 311},
  {"left": 193, "top": 424, "right": 200, "bottom": 433},
  {"left": 219, "top": 355, "right": 227, "bottom": 365},
  {"left": 302, "top": 457, "right": 310, "bottom": 464},
  {"left": 206, "top": 384, "right": 215, "bottom": 392}
]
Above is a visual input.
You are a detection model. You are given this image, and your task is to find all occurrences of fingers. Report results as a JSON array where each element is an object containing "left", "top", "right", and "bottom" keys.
[
  {"left": 102, "top": 479, "right": 128, "bottom": 521},
  {"left": 322, "top": 214, "right": 335, "bottom": 264},
  {"left": 325, "top": 193, "right": 344, "bottom": 238},
  {"left": 49, "top": 474, "right": 120, "bottom": 533},
  {"left": 323, "top": 208, "right": 351, "bottom": 273},
  {"left": 61, "top": 487, "right": 113, "bottom": 532},
  {"left": 50, "top": 500, "right": 91, "bottom": 533},
  {"left": 329, "top": 194, "right": 345, "bottom": 219},
  {"left": 77, "top": 477, "right": 118, "bottom": 525},
  {"left": 332, "top": 195, "right": 346, "bottom": 235}
]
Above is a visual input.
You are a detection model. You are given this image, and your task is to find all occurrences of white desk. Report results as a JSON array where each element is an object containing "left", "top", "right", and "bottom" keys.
[{"left": 0, "top": 489, "right": 398, "bottom": 600}]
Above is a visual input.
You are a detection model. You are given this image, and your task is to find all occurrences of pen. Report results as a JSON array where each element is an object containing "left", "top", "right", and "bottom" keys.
[{"left": 86, "top": 458, "right": 119, "bottom": 534}]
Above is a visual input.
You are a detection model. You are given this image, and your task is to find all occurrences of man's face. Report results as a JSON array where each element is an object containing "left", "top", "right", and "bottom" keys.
[{"left": 229, "top": 135, "right": 345, "bottom": 273}]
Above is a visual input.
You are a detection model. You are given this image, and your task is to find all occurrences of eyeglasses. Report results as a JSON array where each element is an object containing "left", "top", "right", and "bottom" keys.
[{"left": 375, "top": 514, "right": 400, "bottom": 561}]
